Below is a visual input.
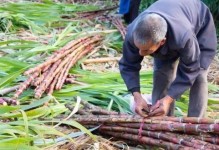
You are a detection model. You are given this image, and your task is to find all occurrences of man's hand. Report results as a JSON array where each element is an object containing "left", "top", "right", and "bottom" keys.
[
  {"left": 148, "top": 95, "right": 173, "bottom": 117},
  {"left": 133, "top": 92, "right": 149, "bottom": 117}
]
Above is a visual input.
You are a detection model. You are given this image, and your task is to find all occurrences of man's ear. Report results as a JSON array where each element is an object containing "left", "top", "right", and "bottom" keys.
[{"left": 160, "top": 38, "right": 166, "bottom": 46}]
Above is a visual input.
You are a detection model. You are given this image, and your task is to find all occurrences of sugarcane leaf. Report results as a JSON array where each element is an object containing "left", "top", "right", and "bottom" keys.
[
  {"left": 44, "top": 120, "right": 96, "bottom": 139},
  {"left": 24, "top": 106, "right": 51, "bottom": 119},
  {"left": 107, "top": 99, "right": 114, "bottom": 111},
  {"left": 0, "top": 67, "right": 28, "bottom": 88},
  {"left": 20, "top": 110, "right": 29, "bottom": 138},
  {"left": 0, "top": 137, "right": 38, "bottom": 150},
  {"left": 21, "top": 95, "right": 53, "bottom": 111},
  {"left": 0, "top": 105, "right": 20, "bottom": 114},
  {"left": 53, "top": 23, "right": 73, "bottom": 47},
  {"left": 53, "top": 125, "right": 100, "bottom": 143},
  {"left": 0, "top": 57, "right": 28, "bottom": 69}
]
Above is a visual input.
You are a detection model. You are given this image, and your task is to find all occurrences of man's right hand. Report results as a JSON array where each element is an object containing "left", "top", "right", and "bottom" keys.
[{"left": 133, "top": 92, "right": 149, "bottom": 117}]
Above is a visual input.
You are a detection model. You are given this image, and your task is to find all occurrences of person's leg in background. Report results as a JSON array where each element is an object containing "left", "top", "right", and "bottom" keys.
[
  {"left": 123, "top": 0, "right": 141, "bottom": 24},
  {"left": 152, "top": 58, "right": 178, "bottom": 116}
]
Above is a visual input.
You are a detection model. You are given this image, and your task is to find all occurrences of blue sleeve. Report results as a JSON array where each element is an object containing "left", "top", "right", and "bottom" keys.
[
  {"left": 119, "top": 0, "right": 131, "bottom": 14},
  {"left": 119, "top": 33, "right": 143, "bottom": 93},
  {"left": 168, "top": 38, "right": 201, "bottom": 99}
]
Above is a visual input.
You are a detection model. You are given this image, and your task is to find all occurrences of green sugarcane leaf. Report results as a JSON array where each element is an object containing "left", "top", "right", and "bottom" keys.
[
  {"left": 43, "top": 120, "right": 96, "bottom": 140},
  {"left": 0, "top": 105, "right": 20, "bottom": 114},
  {"left": 0, "top": 137, "right": 36, "bottom": 148},
  {"left": 21, "top": 95, "right": 53, "bottom": 111},
  {"left": 20, "top": 110, "right": 29, "bottom": 138},
  {"left": 0, "top": 67, "right": 28, "bottom": 88},
  {"left": 0, "top": 57, "right": 28, "bottom": 69}
]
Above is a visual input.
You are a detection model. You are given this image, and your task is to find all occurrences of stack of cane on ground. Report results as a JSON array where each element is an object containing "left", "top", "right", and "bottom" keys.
[
  {"left": 12, "top": 35, "right": 103, "bottom": 101},
  {"left": 65, "top": 101, "right": 219, "bottom": 150},
  {"left": 108, "top": 16, "right": 127, "bottom": 40}
]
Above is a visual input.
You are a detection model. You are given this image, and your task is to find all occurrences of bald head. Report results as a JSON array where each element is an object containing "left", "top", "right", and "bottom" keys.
[{"left": 133, "top": 13, "right": 167, "bottom": 45}]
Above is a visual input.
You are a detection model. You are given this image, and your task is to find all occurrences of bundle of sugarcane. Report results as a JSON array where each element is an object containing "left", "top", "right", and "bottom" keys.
[
  {"left": 63, "top": 6, "right": 117, "bottom": 20},
  {"left": 14, "top": 35, "right": 103, "bottom": 99},
  {"left": 99, "top": 16, "right": 127, "bottom": 40},
  {"left": 109, "top": 16, "right": 127, "bottom": 40},
  {"left": 70, "top": 112, "right": 219, "bottom": 149}
]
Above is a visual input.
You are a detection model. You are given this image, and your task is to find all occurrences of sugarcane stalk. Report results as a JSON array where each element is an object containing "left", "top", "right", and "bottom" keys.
[
  {"left": 82, "top": 57, "right": 120, "bottom": 64},
  {"left": 47, "top": 71, "right": 61, "bottom": 95},
  {"left": 73, "top": 115, "right": 219, "bottom": 124},
  {"left": 0, "top": 85, "right": 20, "bottom": 96},
  {"left": 110, "top": 16, "right": 126, "bottom": 40},
  {"left": 34, "top": 36, "right": 101, "bottom": 98},
  {"left": 14, "top": 72, "right": 39, "bottom": 99},
  {"left": 165, "top": 132, "right": 219, "bottom": 146},
  {"left": 42, "top": 64, "right": 51, "bottom": 73},
  {"left": 197, "top": 136, "right": 219, "bottom": 145},
  {"left": 73, "top": 115, "right": 146, "bottom": 123},
  {"left": 1, "top": 97, "right": 19, "bottom": 105},
  {"left": 24, "top": 36, "right": 90, "bottom": 75},
  {"left": 76, "top": 6, "right": 117, "bottom": 17},
  {"left": 169, "top": 133, "right": 219, "bottom": 149},
  {"left": 33, "top": 67, "right": 51, "bottom": 86},
  {"left": 118, "top": 122, "right": 219, "bottom": 134},
  {"left": 99, "top": 125, "right": 219, "bottom": 149},
  {"left": 80, "top": 100, "right": 121, "bottom": 115},
  {"left": 56, "top": 37, "right": 102, "bottom": 89},
  {"left": 67, "top": 74, "right": 83, "bottom": 79},
  {"left": 65, "top": 103, "right": 91, "bottom": 115},
  {"left": 35, "top": 59, "right": 62, "bottom": 98},
  {"left": 0, "top": 98, "right": 7, "bottom": 106},
  {"left": 100, "top": 131, "right": 190, "bottom": 150},
  {"left": 56, "top": 44, "right": 96, "bottom": 89},
  {"left": 65, "top": 78, "right": 88, "bottom": 86},
  {"left": 113, "top": 18, "right": 126, "bottom": 37},
  {"left": 54, "top": 39, "right": 94, "bottom": 90},
  {"left": 72, "top": 114, "right": 178, "bottom": 124},
  {"left": 150, "top": 116, "right": 219, "bottom": 124},
  {"left": 54, "top": 45, "right": 84, "bottom": 90},
  {"left": 55, "top": 60, "right": 70, "bottom": 90}
]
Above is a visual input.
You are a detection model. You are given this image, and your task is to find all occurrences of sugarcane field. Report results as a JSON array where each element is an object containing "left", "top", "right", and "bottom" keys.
[{"left": 0, "top": 0, "right": 219, "bottom": 149}]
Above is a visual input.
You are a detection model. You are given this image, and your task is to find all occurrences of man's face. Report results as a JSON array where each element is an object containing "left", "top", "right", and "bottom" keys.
[{"left": 134, "top": 39, "right": 166, "bottom": 56}]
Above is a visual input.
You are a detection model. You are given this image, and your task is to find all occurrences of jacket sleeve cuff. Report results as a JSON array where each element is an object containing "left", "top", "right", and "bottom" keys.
[
  {"left": 167, "top": 90, "right": 180, "bottom": 100},
  {"left": 129, "top": 87, "right": 140, "bottom": 94}
]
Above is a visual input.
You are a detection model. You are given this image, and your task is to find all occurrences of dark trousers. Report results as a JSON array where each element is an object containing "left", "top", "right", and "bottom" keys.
[
  {"left": 124, "top": 0, "right": 141, "bottom": 24},
  {"left": 152, "top": 58, "right": 208, "bottom": 117}
]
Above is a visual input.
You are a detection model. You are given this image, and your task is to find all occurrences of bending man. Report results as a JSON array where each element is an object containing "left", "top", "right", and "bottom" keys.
[{"left": 119, "top": 0, "right": 217, "bottom": 117}]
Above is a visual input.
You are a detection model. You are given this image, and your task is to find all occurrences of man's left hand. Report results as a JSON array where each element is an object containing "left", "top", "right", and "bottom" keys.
[{"left": 148, "top": 95, "right": 173, "bottom": 117}]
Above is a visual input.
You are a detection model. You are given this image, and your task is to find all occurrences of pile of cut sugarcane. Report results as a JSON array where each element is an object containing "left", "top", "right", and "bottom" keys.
[
  {"left": 65, "top": 102, "right": 219, "bottom": 149},
  {"left": 109, "top": 16, "right": 127, "bottom": 40},
  {"left": 74, "top": 6, "right": 117, "bottom": 20},
  {"left": 99, "top": 16, "right": 127, "bottom": 40},
  {"left": 14, "top": 35, "right": 103, "bottom": 99}
]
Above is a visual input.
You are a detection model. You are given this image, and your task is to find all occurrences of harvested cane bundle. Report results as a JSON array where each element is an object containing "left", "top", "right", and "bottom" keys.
[
  {"left": 75, "top": 6, "right": 117, "bottom": 19},
  {"left": 99, "top": 16, "right": 127, "bottom": 40},
  {"left": 109, "top": 16, "right": 127, "bottom": 40},
  {"left": 67, "top": 112, "right": 219, "bottom": 149},
  {"left": 14, "top": 35, "right": 103, "bottom": 99},
  {"left": 62, "top": 6, "right": 117, "bottom": 20}
]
